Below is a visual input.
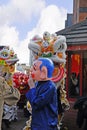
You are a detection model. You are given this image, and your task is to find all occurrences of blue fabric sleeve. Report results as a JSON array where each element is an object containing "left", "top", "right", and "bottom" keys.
[
  {"left": 26, "top": 84, "right": 55, "bottom": 110},
  {"left": 26, "top": 88, "right": 36, "bottom": 104}
]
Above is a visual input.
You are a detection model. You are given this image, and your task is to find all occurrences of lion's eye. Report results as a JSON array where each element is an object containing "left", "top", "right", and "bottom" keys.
[
  {"left": 0, "top": 49, "right": 10, "bottom": 59},
  {"left": 1, "top": 52, "right": 9, "bottom": 58},
  {"left": 2, "top": 53, "right": 8, "bottom": 57}
]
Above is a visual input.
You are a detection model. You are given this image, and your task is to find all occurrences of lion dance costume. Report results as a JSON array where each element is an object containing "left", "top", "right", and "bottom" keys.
[
  {"left": 0, "top": 46, "right": 20, "bottom": 130},
  {"left": 23, "top": 31, "right": 70, "bottom": 130}
]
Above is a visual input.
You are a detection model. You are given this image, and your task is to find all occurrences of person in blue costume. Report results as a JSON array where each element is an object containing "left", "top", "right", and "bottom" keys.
[{"left": 26, "top": 58, "right": 58, "bottom": 130}]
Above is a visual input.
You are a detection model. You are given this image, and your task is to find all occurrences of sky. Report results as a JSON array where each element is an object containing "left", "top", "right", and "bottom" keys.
[{"left": 0, "top": 0, "right": 73, "bottom": 64}]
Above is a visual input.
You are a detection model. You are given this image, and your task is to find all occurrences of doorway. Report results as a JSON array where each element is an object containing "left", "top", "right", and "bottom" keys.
[
  {"left": 67, "top": 52, "right": 81, "bottom": 99},
  {"left": 82, "top": 51, "right": 87, "bottom": 96}
]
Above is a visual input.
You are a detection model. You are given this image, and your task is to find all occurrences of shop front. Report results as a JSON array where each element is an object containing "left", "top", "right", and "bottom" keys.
[
  {"left": 56, "top": 19, "right": 87, "bottom": 102},
  {"left": 66, "top": 45, "right": 87, "bottom": 101}
]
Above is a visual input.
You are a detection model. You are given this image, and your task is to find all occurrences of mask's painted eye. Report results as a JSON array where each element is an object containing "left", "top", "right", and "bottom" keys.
[{"left": 33, "top": 65, "right": 36, "bottom": 71}]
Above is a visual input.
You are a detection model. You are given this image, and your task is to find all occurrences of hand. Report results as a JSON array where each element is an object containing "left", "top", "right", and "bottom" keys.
[{"left": 28, "top": 75, "right": 35, "bottom": 89}]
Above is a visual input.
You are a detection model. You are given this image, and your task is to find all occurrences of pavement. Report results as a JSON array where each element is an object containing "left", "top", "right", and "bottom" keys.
[{"left": 2, "top": 108, "right": 29, "bottom": 130}]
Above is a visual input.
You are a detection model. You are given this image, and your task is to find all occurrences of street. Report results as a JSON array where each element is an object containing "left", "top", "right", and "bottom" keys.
[{"left": 2, "top": 108, "right": 29, "bottom": 130}]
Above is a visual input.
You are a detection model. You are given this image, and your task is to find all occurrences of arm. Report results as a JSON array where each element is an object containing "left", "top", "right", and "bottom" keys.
[
  {"left": 1, "top": 76, "right": 20, "bottom": 106},
  {"left": 26, "top": 82, "right": 55, "bottom": 110},
  {"left": 71, "top": 78, "right": 78, "bottom": 86},
  {"left": 0, "top": 76, "right": 20, "bottom": 130}
]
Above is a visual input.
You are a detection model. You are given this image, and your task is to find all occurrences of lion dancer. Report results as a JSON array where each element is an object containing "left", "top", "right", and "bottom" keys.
[
  {"left": 24, "top": 31, "right": 70, "bottom": 130},
  {"left": 0, "top": 46, "right": 20, "bottom": 129},
  {"left": 52, "top": 63, "right": 70, "bottom": 129}
]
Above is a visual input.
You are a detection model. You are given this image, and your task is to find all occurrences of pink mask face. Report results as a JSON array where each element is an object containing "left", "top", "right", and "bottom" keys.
[{"left": 30, "top": 60, "right": 42, "bottom": 81}]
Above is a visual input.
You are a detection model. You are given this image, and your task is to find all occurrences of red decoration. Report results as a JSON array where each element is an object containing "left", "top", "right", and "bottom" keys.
[
  {"left": 13, "top": 72, "right": 30, "bottom": 94},
  {"left": 52, "top": 67, "right": 64, "bottom": 82}
]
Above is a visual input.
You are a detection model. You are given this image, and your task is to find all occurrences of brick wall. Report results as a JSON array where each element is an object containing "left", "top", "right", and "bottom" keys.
[
  {"left": 80, "top": 0, "right": 87, "bottom": 7},
  {"left": 73, "top": 0, "right": 87, "bottom": 24},
  {"left": 79, "top": 13, "right": 87, "bottom": 22}
]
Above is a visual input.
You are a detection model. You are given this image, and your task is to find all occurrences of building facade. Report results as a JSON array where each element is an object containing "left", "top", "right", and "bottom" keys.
[
  {"left": 73, "top": 0, "right": 87, "bottom": 24},
  {"left": 56, "top": 19, "right": 87, "bottom": 101}
]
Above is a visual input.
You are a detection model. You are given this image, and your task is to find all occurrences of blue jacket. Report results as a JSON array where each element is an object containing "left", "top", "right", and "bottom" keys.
[{"left": 26, "top": 80, "right": 58, "bottom": 130}]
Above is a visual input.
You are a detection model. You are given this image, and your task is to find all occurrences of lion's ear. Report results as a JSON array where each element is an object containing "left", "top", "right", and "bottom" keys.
[{"left": 40, "top": 66, "right": 47, "bottom": 80}]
